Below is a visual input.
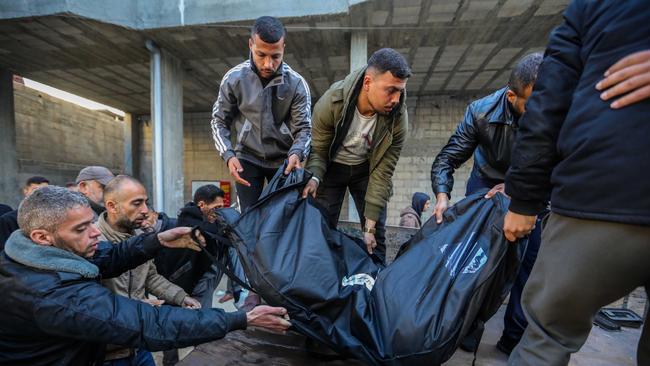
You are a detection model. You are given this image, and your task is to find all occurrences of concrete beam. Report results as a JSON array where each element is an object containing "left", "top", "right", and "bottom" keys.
[
  {"left": 0, "top": 69, "right": 19, "bottom": 207},
  {"left": 149, "top": 44, "right": 184, "bottom": 215},
  {"left": 0, "top": 0, "right": 368, "bottom": 29}
]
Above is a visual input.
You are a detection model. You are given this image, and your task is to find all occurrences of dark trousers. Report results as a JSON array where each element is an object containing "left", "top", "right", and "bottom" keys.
[
  {"left": 236, "top": 159, "right": 279, "bottom": 212},
  {"left": 509, "top": 214, "right": 650, "bottom": 365},
  {"left": 316, "top": 161, "right": 387, "bottom": 263},
  {"left": 465, "top": 166, "right": 543, "bottom": 345}
]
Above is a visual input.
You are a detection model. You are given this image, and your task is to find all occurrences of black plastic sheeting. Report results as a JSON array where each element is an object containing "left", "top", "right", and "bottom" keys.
[{"left": 209, "top": 167, "right": 527, "bottom": 365}]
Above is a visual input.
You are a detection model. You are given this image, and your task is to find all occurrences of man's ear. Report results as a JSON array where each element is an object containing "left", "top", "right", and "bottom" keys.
[
  {"left": 249, "top": 37, "right": 254, "bottom": 51},
  {"left": 363, "top": 73, "right": 373, "bottom": 91},
  {"left": 105, "top": 199, "right": 118, "bottom": 213},
  {"left": 506, "top": 89, "right": 518, "bottom": 105},
  {"left": 196, "top": 201, "right": 205, "bottom": 209},
  {"left": 30, "top": 229, "right": 54, "bottom": 246}
]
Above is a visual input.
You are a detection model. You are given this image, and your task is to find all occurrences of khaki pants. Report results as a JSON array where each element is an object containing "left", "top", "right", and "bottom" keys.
[{"left": 508, "top": 213, "right": 650, "bottom": 366}]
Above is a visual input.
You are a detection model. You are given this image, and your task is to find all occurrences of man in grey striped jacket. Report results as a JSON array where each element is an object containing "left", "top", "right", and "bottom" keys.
[{"left": 211, "top": 16, "right": 312, "bottom": 212}]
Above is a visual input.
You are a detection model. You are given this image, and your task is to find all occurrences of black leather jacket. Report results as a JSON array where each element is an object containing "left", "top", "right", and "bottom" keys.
[{"left": 431, "top": 87, "right": 519, "bottom": 196}]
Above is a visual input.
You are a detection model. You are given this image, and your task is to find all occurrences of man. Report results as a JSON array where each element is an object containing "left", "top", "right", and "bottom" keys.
[
  {"left": 0, "top": 186, "right": 290, "bottom": 365},
  {"left": 502, "top": 1, "right": 650, "bottom": 365},
  {"left": 429, "top": 53, "right": 543, "bottom": 354},
  {"left": 211, "top": 16, "right": 311, "bottom": 212},
  {"left": 302, "top": 48, "right": 410, "bottom": 262},
  {"left": 155, "top": 184, "right": 227, "bottom": 307},
  {"left": 96, "top": 175, "right": 200, "bottom": 365},
  {"left": 76, "top": 165, "right": 115, "bottom": 218},
  {"left": 0, "top": 204, "right": 11, "bottom": 217},
  {"left": 0, "top": 175, "right": 49, "bottom": 249}
]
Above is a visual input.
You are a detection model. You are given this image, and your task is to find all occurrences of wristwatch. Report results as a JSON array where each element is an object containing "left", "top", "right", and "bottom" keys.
[{"left": 362, "top": 227, "right": 376, "bottom": 234}]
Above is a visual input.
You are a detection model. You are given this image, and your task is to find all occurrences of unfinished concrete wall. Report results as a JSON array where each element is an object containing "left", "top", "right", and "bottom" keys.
[
  {"left": 137, "top": 112, "right": 230, "bottom": 210},
  {"left": 386, "top": 93, "right": 479, "bottom": 226},
  {"left": 13, "top": 82, "right": 124, "bottom": 196},
  {"left": 183, "top": 112, "right": 230, "bottom": 202}
]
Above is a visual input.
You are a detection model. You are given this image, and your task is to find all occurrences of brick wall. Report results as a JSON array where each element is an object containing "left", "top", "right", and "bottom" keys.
[
  {"left": 13, "top": 82, "right": 124, "bottom": 193},
  {"left": 386, "top": 93, "right": 480, "bottom": 226}
]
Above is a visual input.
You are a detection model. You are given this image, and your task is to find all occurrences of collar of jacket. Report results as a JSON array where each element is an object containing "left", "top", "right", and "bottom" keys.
[
  {"left": 248, "top": 53, "right": 285, "bottom": 88},
  {"left": 4, "top": 230, "right": 99, "bottom": 278},
  {"left": 328, "top": 66, "right": 406, "bottom": 160},
  {"left": 486, "top": 87, "right": 517, "bottom": 126}
]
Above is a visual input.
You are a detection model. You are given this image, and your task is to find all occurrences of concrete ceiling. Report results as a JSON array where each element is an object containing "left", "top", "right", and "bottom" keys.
[{"left": 0, "top": 0, "right": 569, "bottom": 114}]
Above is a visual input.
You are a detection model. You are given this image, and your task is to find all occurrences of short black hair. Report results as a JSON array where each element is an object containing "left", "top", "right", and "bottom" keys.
[
  {"left": 25, "top": 176, "right": 49, "bottom": 187},
  {"left": 193, "top": 184, "right": 225, "bottom": 205},
  {"left": 251, "top": 16, "right": 286, "bottom": 43},
  {"left": 367, "top": 48, "right": 411, "bottom": 79},
  {"left": 508, "top": 52, "right": 543, "bottom": 96}
]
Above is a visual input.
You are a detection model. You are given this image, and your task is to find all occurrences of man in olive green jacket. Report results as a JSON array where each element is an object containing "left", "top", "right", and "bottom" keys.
[{"left": 303, "top": 48, "right": 410, "bottom": 262}]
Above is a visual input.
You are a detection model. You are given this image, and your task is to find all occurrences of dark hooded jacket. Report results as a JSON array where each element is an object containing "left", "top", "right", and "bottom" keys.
[
  {"left": 0, "top": 231, "right": 246, "bottom": 365},
  {"left": 154, "top": 203, "right": 214, "bottom": 293}
]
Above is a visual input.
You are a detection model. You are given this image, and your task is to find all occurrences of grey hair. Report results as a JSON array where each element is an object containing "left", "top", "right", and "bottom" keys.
[{"left": 18, "top": 185, "right": 90, "bottom": 235}]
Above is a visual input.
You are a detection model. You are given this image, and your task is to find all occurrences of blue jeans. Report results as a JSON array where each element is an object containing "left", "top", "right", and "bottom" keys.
[
  {"left": 103, "top": 349, "right": 155, "bottom": 366},
  {"left": 465, "top": 166, "right": 543, "bottom": 344}
]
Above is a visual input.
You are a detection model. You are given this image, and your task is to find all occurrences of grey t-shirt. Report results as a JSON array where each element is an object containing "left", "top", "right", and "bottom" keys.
[{"left": 333, "top": 107, "right": 377, "bottom": 165}]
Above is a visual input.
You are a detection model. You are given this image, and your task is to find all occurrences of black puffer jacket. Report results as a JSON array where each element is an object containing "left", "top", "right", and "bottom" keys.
[
  {"left": 506, "top": 0, "right": 650, "bottom": 225},
  {"left": 0, "top": 231, "right": 246, "bottom": 366},
  {"left": 431, "top": 87, "right": 518, "bottom": 196},
  {"left": 154, "top": 203, "right": 215, "bottom": 293}
]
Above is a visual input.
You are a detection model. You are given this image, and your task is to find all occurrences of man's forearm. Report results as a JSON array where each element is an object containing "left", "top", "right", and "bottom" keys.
[{"left": 92, "top": 234, "right": 161, "bottom": 279}]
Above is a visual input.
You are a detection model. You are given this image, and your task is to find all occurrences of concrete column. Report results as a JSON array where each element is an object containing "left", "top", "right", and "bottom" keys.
[
  {"left": 123, "top": 113, "right": 135, "bottom": 176},
  {"left": 148, "top": 44, "right": 184, "bottom": 215},
  {"left": 0, "top": 69, "right": 19, "bottom": 207},
  {"left": 346, "top": 31, "right": 368, "bottom": 222},
  {"left": 350, "top": 31, "right": 368, "bottom": 71}
]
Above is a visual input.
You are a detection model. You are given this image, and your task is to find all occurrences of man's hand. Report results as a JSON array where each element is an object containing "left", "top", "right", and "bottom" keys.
[
  {"left": 433, "top": 193, "right": 450, "bottom": 224},
  {"left": 363, "top": 219, "right": 377, "bottom": 255},
  {"left": 597, "top": 50, "right": 650, "bottom": 109},
  {"left": 484, "top": 183, "right": 508, "bottom": 199},
  {"left": 301, "top": 178, "right": 319, "bottom": 199},
  {"left": 246, "top": 305, "right": 291, "bottom": 333},
  {"left": 227, "top": 157, "right": 251, "bottom": 187},
  {"left": 503, "top": 210, "right": 537, "bottom": 242},
  {"left": 182, "top": 296, "right": 202, "bottom": 309},
  {"left": 142, "top": 298, "right": 165, "bottom": 307},
  {"left": 284, "top": 154, "right": 302, "bottom": 175},
  {"left": 157, "top": 227, "right": 205, "bottom": 252},
  {"left": 364, "top": 232, "right": 377, "bottom": 255}
]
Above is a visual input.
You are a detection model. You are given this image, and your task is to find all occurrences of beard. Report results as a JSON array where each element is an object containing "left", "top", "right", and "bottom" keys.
[
  {"left": 53, "top": 234, "right": 94, "bottom": 258},
  {"left": 115, "top": 215, "right": 141, "bottom": 232}
]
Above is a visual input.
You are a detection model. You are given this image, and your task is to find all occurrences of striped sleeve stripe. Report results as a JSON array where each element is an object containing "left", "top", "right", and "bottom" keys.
[{"left": 211, "top": 61, "right": 250, "bottom": 154}]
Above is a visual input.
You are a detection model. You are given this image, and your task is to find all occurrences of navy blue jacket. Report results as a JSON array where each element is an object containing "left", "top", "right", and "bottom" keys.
[
  {"left": 0, "top": 232, "right": 247, "bottom": 365},
  {"left": 506, "top": 0, "right": 650, "bottom": 225}
]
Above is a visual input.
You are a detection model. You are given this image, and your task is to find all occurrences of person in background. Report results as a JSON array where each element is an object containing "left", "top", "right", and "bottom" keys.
[
  {"left": 0, "top": 203, "right": 12, "bottom": 217},
  {"left": 399, "top": 192, "right": 430, "bottom": 229},
  {"left": 65, "top": 182, "right": 79, "bottom": 192},
  {"left": 0, "top": 176, "right": 49, "bottom": 249},
  {"left": 76, "top": 165, "right": 115, "bottom": 219}
]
